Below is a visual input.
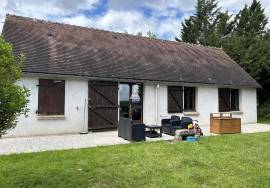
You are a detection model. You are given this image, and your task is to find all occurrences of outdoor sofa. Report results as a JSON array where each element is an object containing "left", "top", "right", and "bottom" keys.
[
  {"left": 161, "top": 115, "right": 193, "bottom": 136},
  {"left": 118, "top": 118, "right": 145, "bottom": 141}
]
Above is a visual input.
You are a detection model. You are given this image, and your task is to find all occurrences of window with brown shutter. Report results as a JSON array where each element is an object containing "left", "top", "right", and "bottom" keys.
[
  {"left": 38, "top": 79, "right": 65, "bottom": 115},
  {"left": 218, "top": 88, "right": 240, "bottom": 112},
  {"left": 184, "top": 87, "right": 195, "bottom": 111},
  {"left": 168, "top": 86, "right": 183, "bottom": 113}
]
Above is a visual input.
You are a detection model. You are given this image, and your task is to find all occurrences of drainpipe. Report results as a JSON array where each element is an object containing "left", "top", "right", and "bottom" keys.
[
  {"left": 155, "top": 84, "right": 159, "bottom": 125},
  {"left": 80, "top": 98, "right": 88, "bottom": 134}
]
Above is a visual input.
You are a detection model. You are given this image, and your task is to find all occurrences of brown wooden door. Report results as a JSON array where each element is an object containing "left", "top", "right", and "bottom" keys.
[{"left": 88, "top": 81, "right": 118, "bottom": 130}]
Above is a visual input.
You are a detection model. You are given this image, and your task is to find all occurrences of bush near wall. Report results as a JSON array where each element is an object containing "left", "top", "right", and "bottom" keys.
[{"left": 258, "top": 99, "right": 270, "bottom": 119}]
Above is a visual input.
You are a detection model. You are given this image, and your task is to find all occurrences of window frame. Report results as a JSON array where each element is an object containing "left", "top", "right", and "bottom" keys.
[
  {"left": 218, "top": 88, "right": 240, "bottom": 112},
  {"left": 167, "top": 86, "right": 196, "bottom": 113},
  {"left": 37, "top": 79, "right": 65, "bottom": 116},
  {"left": 230, "top": 89, "right": 240, "bottom": 111},
  {"left": 184, "top": 86, "right": 196, "bottom": 112}
]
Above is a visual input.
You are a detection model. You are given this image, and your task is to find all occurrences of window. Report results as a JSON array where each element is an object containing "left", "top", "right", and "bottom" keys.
[
  {"left": 218, "top": 88, "right": 239, "bottom": 112},
  {"left": 38, "top": 79, "right": 65, "bottom": 115},
  {"left": 168, "top": 86, "right": 183, "bottom": 113},
  {"left": 167, "top": 86, "right": 196, "bottom": 113},
  {"left": 184, "top": 87, "right": 195, "bottom": 111}
]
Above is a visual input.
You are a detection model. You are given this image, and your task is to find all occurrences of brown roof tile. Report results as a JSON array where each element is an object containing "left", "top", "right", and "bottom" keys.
[{"left": 2, "top": 14, "right": 260, "bottom": 87}]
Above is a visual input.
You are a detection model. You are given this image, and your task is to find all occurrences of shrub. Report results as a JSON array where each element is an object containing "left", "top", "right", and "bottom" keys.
[
  {"left": 258, "top": 99, "right": 270, "bottom": 119},
  {"left": 0, "top": 37, "right": 29, "bottom": 136}
]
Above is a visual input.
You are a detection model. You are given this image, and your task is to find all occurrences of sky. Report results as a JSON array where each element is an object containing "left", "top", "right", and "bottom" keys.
[{"left": 0, "top": 0, "right": 270, "bottom": 40}]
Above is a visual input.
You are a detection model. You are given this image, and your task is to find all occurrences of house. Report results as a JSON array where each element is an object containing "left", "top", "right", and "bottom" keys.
[{"left": 1, "top": 15, "right": 260, "bottom": 137}]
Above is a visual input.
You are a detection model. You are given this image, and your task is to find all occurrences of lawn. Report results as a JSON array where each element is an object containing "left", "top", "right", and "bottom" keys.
[
  {"left": 0, "top": 133, "right": 270, "bottom": 188},
  {"left": 258, "top": 117, "right": 270, "bottom": 124}
]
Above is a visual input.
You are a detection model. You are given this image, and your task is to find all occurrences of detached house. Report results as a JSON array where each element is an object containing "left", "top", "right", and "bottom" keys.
[{"left": 2, "top": 15, "right": 259, "bottom": 137}]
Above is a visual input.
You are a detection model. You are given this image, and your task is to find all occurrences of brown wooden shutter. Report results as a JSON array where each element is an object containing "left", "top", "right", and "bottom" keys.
[
  {"left": 218, "top": 88, "right": 230, "bottom": 112},
  {"left": 231, "top": 89, "right": 239, "bottom": 111},
  {"left": 38, "top": 79, "right": 65, "bottom": 115},
  {"left": 168, "top": 86, "right": 183, "bottom": 113}
]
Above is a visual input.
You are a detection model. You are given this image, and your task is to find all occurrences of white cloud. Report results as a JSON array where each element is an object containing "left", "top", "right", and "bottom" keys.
[
  {"left": 0, "top": 0, "right": 99, "bottom": 31},
  {"left": 57, "top": 10, "right": 181, "bottom": 40}
]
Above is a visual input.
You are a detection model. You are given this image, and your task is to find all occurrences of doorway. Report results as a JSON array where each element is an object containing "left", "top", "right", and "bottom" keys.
[
  {"left": 119, "top": 83, "right": 143, "bottom": 122},
  {"left": 88, "top": 81, "right": 118, "bottom": 130}
]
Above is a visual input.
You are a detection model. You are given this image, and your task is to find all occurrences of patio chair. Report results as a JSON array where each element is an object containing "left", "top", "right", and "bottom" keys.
[
  {"left": 118, "top": 118, "right": 145, "bottom": 141},
  {"left": 161, "top": 116, "right": 193, "bottom": 136}
]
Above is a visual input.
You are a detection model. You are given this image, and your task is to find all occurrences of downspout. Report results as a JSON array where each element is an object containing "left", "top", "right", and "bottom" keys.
[
  {"left": 155, "top": 84, "right": 159, "bottom": 125},
  {"left": 80, "top": 98, "right": 88, "bottom": 134}
]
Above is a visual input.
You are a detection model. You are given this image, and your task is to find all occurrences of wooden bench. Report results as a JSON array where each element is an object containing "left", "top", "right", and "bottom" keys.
[{"left": 210, "top": 113, "right": 241, "bottom": 134}]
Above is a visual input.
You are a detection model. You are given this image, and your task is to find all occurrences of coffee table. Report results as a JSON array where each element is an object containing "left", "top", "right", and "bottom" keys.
[{"left": 145, "top": 125, "right": 162, "bottom": 138}]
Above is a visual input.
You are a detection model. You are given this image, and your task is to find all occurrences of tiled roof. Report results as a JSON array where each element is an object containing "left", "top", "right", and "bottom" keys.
[{"left": 2, "top": 14, "right": 260, "bottom": 87}]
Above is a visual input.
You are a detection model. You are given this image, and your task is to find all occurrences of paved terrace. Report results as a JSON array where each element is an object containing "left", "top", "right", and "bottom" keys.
[{"left": 0, "top": 123, "right": 269, "bottom": 155}]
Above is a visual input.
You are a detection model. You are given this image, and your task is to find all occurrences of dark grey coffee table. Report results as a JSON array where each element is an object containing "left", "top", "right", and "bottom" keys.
[{"left": 145, "top": 125, "right": 162, "bottom": 138}]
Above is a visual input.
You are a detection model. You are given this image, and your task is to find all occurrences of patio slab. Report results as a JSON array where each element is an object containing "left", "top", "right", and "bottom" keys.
[{"left": 0, "top": 123, "right": 269, "bottom": 155}]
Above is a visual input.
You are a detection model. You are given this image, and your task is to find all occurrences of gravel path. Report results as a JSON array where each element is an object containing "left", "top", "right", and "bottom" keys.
[{"left": 0, "top": 123, "right": 269, "bottom": 155}]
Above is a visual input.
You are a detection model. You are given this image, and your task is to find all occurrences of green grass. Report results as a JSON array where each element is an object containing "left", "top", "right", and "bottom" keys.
[
  {"left": 0, "top": 133, "right": 270, "bottom": 188},
  {"left": 258, "top": 117, "right": 270, "bottom": 124}
]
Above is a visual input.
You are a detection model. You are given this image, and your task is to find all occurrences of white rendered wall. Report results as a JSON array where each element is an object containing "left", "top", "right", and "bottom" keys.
[
  {"left": 235, "top": 88, "right": 257, "bottom": 124},
  {"left": 143, "top": 83, "right": 257, "bottom": 126},
  {"left": 6, "top": 79, "right": 257, "bottom": 137},
  {"left": 6, "top": 77, "right": 88, "bottom": 137}
]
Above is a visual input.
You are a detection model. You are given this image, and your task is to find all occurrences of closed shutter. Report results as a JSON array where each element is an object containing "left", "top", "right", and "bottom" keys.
[
  {"left": 168, "top": 86, "right": 183, "bottom": 113},
  {"left": 38, "top": 79, "right": 65, "bottom": 115},
  {"left": 218, "top": 88, "right": 230, "bottom": 112}
]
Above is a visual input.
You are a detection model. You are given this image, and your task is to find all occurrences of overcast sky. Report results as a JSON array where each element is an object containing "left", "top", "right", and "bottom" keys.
[{"left": 1, "top": 0, "right": 270, "bottom": 40}]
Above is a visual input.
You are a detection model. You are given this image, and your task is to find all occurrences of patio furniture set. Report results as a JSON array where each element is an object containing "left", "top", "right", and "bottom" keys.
[
  {"left": 118, "top": 115, "right": 199, "bottom": 142},
  {"left": 118, "top": 112, "right": 241, "bottom": 142}
]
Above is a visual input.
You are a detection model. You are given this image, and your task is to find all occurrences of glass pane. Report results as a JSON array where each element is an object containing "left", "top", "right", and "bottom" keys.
[
  {"left": 119, "top": 84, "right": 130, "bottom": 118},
  {"left": 184, "top": 87, "right": 195, "bottom": 111},
  {"left": 131, "top": 84, "right": 142, "bottom": 120}
]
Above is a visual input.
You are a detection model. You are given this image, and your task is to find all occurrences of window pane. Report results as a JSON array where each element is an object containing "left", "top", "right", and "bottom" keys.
[
  {"left": 231, "top": 89, "right": 239, "bottom": 111},
  {"left": 119, "top": 84, "right": 130, "bottom": 118},
  {"left": 131, "top": 84, "right": 142, "bottom": 120},
  {"left": 184, "top": 87, "right": 195, "bottom": 111}
]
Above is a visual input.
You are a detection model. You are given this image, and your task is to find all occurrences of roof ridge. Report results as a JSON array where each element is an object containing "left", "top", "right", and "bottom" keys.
[{"left": 5, "top": 14, "right": 222, "bottom": 51}]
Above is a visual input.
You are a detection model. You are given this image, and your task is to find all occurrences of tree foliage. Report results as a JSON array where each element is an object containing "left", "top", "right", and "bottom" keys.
[
  {"left": 146, "top": 30, "right": 157, "bottom": 39},
  {"left": 0, "top": 36, "right": 29, "bottom": 136},
  {"left": 181, "top": 0, "right": 233, "bottom": 47},
  {"left": 180, "top": 0, "right": 270, "bottom": 118}
]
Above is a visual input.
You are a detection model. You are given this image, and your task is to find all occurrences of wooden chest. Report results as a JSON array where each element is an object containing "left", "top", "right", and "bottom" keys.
[{"left": 210, "top": 113, "right": 241, "bottom": 134}]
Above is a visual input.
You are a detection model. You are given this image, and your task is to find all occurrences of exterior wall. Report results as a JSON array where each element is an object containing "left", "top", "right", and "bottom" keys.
[
  {"left": 143, "top": 83, "right": 257, "bottom": 126},
  {"left": 6, "top": 78, "right": 257, "bottom": 137},
  {"left": 235, "top": 88, "right": 257, "bottom": 123},
  {"left": 5, "top": 77, "right": 88, "bottom": 137}
]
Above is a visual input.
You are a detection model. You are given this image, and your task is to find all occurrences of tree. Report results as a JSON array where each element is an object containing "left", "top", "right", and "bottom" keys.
[
  {"left": 179, "top": 0, "right": 270, "bottom": 118},
  {"left": 222, "top": 0, "right": 270, "bottom": 107},
  {"left": 181, "top": 0, "right": 228, "bottom": 46},
  {"left": 146, "top": 30, "right": 157, "bottom": 39},
  {"left": 0, "top": 36, "right": 29, "bottom": 137},
  {"left": 234, "top": 0, "right": 268, "bottom": 37}
]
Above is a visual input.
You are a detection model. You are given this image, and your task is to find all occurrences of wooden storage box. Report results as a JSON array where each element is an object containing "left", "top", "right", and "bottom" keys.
[{"left": 210, "top": 113, "right": 241, "bottom": 134}]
